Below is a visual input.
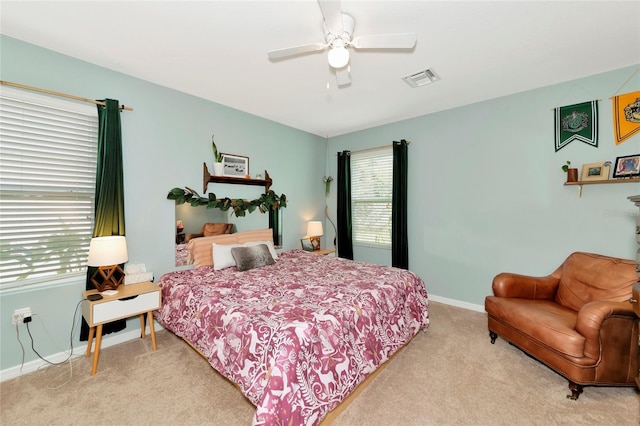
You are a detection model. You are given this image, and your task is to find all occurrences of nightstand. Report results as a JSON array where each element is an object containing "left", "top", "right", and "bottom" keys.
[
  {"left": 82, "top": 281, "right": 161, "bottom": 375},
  {"left": 313, "top": 248, "right": 335, "bottom": 256}
]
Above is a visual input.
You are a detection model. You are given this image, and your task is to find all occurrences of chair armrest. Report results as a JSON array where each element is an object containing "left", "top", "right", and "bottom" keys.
[
  {"left": 492, "top": 273, "right": 559, "bottom": 299},
  {"left": 576, "top": 300, "right": 637, "bottom": 359},
  {"left": 185, "top": 232, "right": 203, "bottom": 242}
]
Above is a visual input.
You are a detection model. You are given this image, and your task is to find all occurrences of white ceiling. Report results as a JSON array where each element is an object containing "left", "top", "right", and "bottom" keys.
[{"left": 1, "top": 1, "right": 639, "bottom": 137}]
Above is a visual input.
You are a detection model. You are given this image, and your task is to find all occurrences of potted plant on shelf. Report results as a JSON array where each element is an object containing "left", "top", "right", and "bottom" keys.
[
  {"left": 211, "top": 134, "right": 224, "bottom": 176},
  {"left": 562, "top": 160, "right": 578, "bottom": 183}
]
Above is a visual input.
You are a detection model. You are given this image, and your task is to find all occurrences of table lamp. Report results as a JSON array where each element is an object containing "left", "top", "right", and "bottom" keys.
[
  {"left": 306, "top": 221, "right": 323, "bottom": 251},
  {"left": 87, "top": 236, "right": 128, "bottom": 292}
]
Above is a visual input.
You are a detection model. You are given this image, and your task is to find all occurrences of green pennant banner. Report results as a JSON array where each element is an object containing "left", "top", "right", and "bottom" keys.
[{"left": 554, "top": 100, "right": 598, "bottom": 152}]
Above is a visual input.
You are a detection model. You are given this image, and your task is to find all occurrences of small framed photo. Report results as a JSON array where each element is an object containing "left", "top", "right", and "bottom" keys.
[
  {"left": 300, "top": 238, "right": 313, "bottom": 251},
  {"left": 612, "top": 154, "right": 640, "bottom": 179},
  {"left": 221, "top": 153, "right": 249, "bottom": 177},
  {"left": 580, "top": 162, "right": 610, "bottom": 182}
]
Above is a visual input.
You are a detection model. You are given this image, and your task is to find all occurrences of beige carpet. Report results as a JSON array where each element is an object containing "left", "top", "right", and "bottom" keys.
[{"left": 1, "top": 302, "right": 638, "bottom": 425}]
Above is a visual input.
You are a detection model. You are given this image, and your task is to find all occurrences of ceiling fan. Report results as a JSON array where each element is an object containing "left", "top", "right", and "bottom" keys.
[{"left": 267, "top": 0, "right": 417, "bottom": 87}]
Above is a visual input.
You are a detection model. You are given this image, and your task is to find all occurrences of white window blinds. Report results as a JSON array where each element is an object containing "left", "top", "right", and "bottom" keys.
[
  {"left": 351, "top": 148, "right": 392, "bottom": 247},
  {"left": 0, "top": 86, "right": 98, "bottom": 289}
]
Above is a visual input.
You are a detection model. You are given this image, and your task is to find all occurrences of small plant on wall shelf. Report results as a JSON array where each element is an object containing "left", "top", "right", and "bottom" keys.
[
  {"left": 211, "top": 135, "right": 223, "bottom": 163},
  {"left": 561, "top": 160, "right": 578, "bottom": 183},
  {"left": 167, "top": 187, "right": 286, "bottom": 217}
]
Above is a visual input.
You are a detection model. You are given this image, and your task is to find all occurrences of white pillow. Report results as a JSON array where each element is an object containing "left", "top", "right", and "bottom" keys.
[
  {"left": 243, "top": 240, "right": 278, "bottom": 260},
  {"left": 212, "top": 243, "right": 243, "bottom": 270}
]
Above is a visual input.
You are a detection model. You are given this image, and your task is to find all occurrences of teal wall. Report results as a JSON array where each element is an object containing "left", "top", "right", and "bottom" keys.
[
  {"left": 327, "top": 65, "right": 639, "bottom": 307},
  {"left": 1, "top": 34, "right": 638, "bottom": 374},
  {"left": 0, "top": 36, "right": 327, "bottom": 372}
]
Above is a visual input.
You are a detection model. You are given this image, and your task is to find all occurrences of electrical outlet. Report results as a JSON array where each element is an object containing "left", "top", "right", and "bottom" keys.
[{"left": 12, "top": 307, "right": 32, "bottom": 325}]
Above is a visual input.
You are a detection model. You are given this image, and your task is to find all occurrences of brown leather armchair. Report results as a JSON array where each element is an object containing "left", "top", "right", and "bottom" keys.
[
  {"left": 185, "top": 223, "right": 232, "bottom": 242},
  {"left": 485, "top": 252, "right": 639, "bottom": 400}
]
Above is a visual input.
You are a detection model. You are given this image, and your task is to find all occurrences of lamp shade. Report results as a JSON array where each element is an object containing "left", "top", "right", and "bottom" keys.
[
  {"left": 87, "top": 236, "right": 128, "bottom": 267},
  {"left": 307, "top": 221, "right": 324, "bottom": 237}
]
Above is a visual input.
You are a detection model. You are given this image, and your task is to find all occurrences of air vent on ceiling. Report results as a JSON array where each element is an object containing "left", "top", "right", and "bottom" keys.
[{"left": 402, "top": 68, "right": 440, "bottom": 88}]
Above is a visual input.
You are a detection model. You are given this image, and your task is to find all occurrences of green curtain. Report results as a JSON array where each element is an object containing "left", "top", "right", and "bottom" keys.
[
  {"left": 336, "top": 151, "right": 353, "bottom": 259},
  {"left": 93, "top": 100, "right": 126, "bottom": 237},
  {"left": 392, "top": 139, "right": 409, "bottom": 269},
  {"left": 81, "top": 99, "right": 126, "bottom": 341},
  {"left": 269, "top": 207, "right": 282, "bottom": 246}
]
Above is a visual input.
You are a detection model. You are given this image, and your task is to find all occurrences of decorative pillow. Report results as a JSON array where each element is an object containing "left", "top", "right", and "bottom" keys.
[
  {"left": 187, "top": 234, "right": 239, "bottom": 268},
  {"left": 231, "top": 244, "right": 275, "bottom": 272},
  {"left": 243, "top": 240, "right": 278, "bottom": 260},
  {"left": 213, "top": 243, "right": 243, "bottom": 270}
]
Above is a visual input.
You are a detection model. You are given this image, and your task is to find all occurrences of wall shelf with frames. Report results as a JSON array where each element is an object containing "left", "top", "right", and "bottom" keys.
[
  {"left": 203, "top": 163, "right": 272, "bottom": 194},
  {"left": 564, "top": 177, "right": 640, "bottom": 197}
]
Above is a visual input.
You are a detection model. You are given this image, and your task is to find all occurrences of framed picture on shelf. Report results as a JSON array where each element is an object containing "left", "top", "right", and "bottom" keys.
[
  {"left": 300, "top": 238, "right": 314, "bottom": 252},
  {"left": 612, "top": 154, "right": 640, "bottom": 179},
  {"left": 221, "top": 153, "right": 249, "bottom": 177},
  {"left": 580, "top": 162, "right": 610, "bottom": 182}
]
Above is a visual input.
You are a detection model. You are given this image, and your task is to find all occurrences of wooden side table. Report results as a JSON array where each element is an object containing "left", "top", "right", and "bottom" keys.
[{"left": 82, "top": 281, "right": 161, "bottom": 375}]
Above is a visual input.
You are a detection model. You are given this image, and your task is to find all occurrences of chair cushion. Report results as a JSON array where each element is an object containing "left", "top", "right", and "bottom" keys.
[
  {"left": 202, "top": 222, "right": 232, "bottom": 237},
  {"left": 554, "top": 252, "right": 637, "bottom": 312},
  {"left": 485, "top": 297, "right": 585, "bottom": 358}
]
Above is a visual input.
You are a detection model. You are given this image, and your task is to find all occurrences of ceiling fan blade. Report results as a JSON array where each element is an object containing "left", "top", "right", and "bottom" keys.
[
  {"left": 351, "top": 33, "right": 417, "bottom": 49},
  {"left": 335, "top": 66, "right": 351, "bottom": 86},
  {"left": 267, "top": 43, "right": 326, "bottom": 60},
  {"left": 318, "top": 0, "right": 343, "bottom": 34}
]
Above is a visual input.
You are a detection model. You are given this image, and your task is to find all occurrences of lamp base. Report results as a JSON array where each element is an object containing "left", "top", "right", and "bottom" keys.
[
  {"left": 90, "top": 265, "right": 125, "bottom": 292},
  {"left": 310, "top": 236, "right": 321, "bottom": 251}
]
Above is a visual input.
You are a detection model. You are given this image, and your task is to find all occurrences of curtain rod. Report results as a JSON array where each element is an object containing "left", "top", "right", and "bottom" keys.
[
  {"left": 0, "top": 80, "right": 134, "bottom": 111},
  {"left": 340, "top": 140, "right": 411, "bottom": 155}
]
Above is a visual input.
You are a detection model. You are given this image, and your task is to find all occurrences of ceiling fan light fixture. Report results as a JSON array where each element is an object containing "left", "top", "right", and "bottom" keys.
[{"left": 328, "top": 46, "right": 350, "bottom": 69}]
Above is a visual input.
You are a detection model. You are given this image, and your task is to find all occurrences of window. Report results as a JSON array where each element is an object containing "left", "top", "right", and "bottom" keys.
[
  {"left": 351, "top": 148, "right": 392, "bottom": 247},
  {"left": 0, "top": 87, "right": 98, "bottom": 289}
]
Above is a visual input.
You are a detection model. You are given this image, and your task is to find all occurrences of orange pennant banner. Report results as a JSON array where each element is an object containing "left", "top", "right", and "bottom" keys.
[{"left": 612, "top": 90, "right": 640, "bottom": 144}]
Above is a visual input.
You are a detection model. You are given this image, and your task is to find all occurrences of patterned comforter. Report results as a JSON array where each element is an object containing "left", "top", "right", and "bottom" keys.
[{"left": 155, "top": 250, "right": 429, "bottom": 425}]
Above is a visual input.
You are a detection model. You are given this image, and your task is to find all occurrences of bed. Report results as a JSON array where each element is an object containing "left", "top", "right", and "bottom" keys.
[{"left": 155, "top": 229, "right": 429, "bottom": 425}]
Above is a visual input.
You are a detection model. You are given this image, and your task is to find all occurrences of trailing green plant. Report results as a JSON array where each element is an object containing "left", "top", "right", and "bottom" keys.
[
  {"left": 211, "top": 134, "right": 223, "bottom": 163},
  {"left": 561, "top": 160, "right": 572, "bottom": 172},
  {"left": 167, "top": 187, "right": 287, "bottom": 217},
  {"left": 323, "top": 176, "right": 333, "bottom": 197}
]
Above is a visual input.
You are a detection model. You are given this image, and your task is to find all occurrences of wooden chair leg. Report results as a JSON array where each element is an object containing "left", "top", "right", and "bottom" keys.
[{"left": 566, "top": 381, "right": 583, "bottom": 400}]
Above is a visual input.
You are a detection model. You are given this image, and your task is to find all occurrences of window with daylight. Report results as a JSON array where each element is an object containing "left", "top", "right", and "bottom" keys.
[
  {"left": 351, "top": 148, "right": 392, "bottom": 247},
  {"left": 0, "top": 86, "right": 98, "bottom": 289}
]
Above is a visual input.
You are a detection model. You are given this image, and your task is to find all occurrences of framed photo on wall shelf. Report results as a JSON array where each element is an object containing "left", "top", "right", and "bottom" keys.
[
  {"left": 612, "top": 154, "right": 640, "bottom": 179},
  {"left": 580, "top": 162, "right": 610, "bottom": 182},
  {"left": 221, "top": 153, "right": 249, "bottom": 177},
  {"left": 300, "top": 238, "right": 313, "bottom": 251}
]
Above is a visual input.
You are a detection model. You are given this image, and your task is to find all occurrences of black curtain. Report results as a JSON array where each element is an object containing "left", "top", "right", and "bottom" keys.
[
  {"left": 81, "top": 99, "right": 127, "bottom": 341},
  {"left": 392, "top": 139, "right": 409, "bottom": 269},
  {"left": 336, "top": 151, "right": 353, "bottom": 260}
]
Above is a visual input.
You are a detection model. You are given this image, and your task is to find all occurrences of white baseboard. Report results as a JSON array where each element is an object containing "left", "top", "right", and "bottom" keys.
[
  {"left": 428, "top": 294, "right": 485, "bottom": 313},
  {"left": 0, "top": 323, "right": 163, "bottom": 382}
]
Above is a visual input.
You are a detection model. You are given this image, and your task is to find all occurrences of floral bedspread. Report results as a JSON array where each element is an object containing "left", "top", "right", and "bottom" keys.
[{"left": 155, "top": 250, "right": 429, "bottom": 425}]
